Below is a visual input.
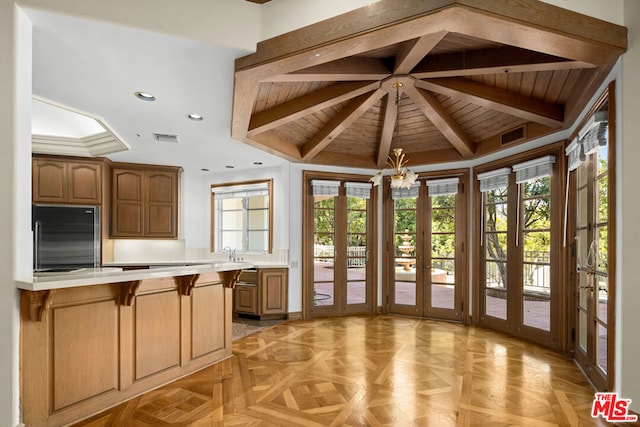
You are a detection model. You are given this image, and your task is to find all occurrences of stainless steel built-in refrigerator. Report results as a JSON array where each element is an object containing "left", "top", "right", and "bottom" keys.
[{"left": 32, "top": 205, "right": 100, "bottom": 272}]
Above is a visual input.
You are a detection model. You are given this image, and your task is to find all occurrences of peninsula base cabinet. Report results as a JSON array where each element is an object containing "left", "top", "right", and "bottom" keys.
[
  {"left": 234, "top": 268, "right": 288, "bottom": 319},
  {"left": 20, "top": 272, "right": 234, "bottom": 427}
]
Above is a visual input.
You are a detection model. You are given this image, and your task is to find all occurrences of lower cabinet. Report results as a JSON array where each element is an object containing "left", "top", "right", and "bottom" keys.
[
  {"left": 20, "top": 272, "right": 234, "bottom": 427},
  {"left": 234, "top": 268, "right": 288, "bottom": 319}
]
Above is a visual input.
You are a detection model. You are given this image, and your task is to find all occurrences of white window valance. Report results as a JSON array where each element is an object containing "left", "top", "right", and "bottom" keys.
[
  {"left": 581, "top": 121, "right": 608, "bottom": 156},
  {"left": 565, "top": 138, "right": 583, "bottom": 172},
  {"left": 311, "top": 180, "right": 340, "bottom": 197},
  {"left": 391, "top": 182, "right": 421, "bottom": 199},
  {"left": 426, "top": 178, "right": 459, "bottom": 196},
  {"left": 477, "top": 168, "right": 511, "bottom": 192},
  {"left": 513, "top": 155, "right": 555, "bottom": 184},
  {"left": 212, "top": 182, "right": 269, "bottom": 199},
  {"left": 566, "top": 110, "right": 608, "bottom": 172},
  {"left": 344, "top": 182, "right": 372, "bottom": 199}
]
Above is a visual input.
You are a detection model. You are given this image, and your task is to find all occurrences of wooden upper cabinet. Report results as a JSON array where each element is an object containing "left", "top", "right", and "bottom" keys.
[
  {"left": 111, "top": 165, "right": 181, "bottom": 238},
  {"left": 111, "top": 169, "right": 144, "bottom": 237},
  {"left": 33, "top": 157, "right": 102, "bottom": 205},
  {"left": 67, "top": 162, "right": 102, "bottom": 204}
]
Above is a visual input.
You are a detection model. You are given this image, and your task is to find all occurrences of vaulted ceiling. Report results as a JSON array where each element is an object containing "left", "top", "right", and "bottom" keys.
[{"left": 232, "top": 0, "right": 626, "bottom": 168}]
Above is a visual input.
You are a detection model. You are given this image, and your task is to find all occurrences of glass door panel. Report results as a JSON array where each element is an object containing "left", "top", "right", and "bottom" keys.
[
  {"left": 521, "top": 176, "right": 551, "bottom": 332},
  {"left": 390, "top": 197, "right": 418, "bottom": 314},
  {"left": 431, "top": 194, "right": 456, "bottom": 310},
  {"left": 313, "top": 196, "right": 336, "bottom": 307},
  {"left": 484, "top": 187, "right": 508, "bottom": 320},
  {"left": 346, "top": 196, "right": 367, "bottom": 305}
]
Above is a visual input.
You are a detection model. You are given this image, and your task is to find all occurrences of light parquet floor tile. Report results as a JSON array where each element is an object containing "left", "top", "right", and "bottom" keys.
[{"left": 72, "top": 315, "right": 621, "bottom": 426}]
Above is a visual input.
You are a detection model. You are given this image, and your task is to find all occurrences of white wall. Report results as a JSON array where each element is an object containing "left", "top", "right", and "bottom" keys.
[
  {"left": 260, "top": 0, "right": 380, "bottom": 39},
  {"left": 2, "top": 4, "right": 32, "bottom": 426},
  {"left": 19, "top": 0, "right": 262, "bottom": 52},
  {"left": 619, "top": 0, "right": 640, "bottom": 412}
]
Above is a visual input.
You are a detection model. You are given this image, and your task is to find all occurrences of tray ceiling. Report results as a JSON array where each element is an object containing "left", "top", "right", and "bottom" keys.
[{"left": 233, "top": 0, "right": 627, "bottom": 168}]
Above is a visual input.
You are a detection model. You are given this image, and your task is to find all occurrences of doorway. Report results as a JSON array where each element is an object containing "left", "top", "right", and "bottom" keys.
[
  {"left": 383, "top": 172, "right": 468, "bottom": 321},
  {"left": 303, "top": 172, "right": 377, "bottom": 318},
  {"left": 570, "top": 87, "right": 615, "bottom": 391},
  {"left": 475, "top": 147, "right": 564, "bottom": 350}
]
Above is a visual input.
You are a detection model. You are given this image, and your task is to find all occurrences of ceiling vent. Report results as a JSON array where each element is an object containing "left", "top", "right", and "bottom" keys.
[
  {"left": 500, "top": 125, "right": 526, "bottom": 146},
  {"left": 153, "top": 133, "right": 179, "bottom": 143}
]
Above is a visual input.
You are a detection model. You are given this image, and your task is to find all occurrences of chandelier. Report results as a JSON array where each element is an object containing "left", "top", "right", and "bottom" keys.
[
  {"left": 369, "top": 82, "right": 418, "bottom": 189},
  {"left": 369, "top": 147, "right": 418, "bottom": 189}
]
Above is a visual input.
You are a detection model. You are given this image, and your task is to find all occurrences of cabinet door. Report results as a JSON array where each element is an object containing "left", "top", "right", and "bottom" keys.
[
  {"left": 260, "top": 269, "right": 287, "bottom": 315},
  {"left": 67, "top": 162, "right": 102, "bottom": 205},
  {"left": 234, "top": 284, "right": 258, "bottom": 314},
  {"left": 145, "top": 171, "right": 177, "bottom": 237},
  {"left": 33, "top": 159, "right": 67, "bottom": 203},
  {"left": 111, "top": 169, "right": 144, "bottom": 237}
]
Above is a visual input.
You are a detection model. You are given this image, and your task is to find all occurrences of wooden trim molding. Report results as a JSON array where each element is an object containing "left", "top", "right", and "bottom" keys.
[
  {"left": 174, "top": 274, "right": 200, "bottom": 296},
  {"left": 120, "top": 280, "right": 142, "bottom": 306},
  {"left": 26, "top": 289, "right": 56, "bottom": 322},
  {"left": 220, "top": 269, "right": 242, "bottom": 289}
]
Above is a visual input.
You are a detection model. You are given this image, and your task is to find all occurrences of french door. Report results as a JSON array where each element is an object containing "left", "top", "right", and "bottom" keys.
[
  {"left": 384, "top": 174, "right": 467, "bottom": 321},
  {"left": 571, "top": 96, "right": 614, "bottom": 391},
  {"left": 476, "top": 149, "right": 563, "bottom": 350},
  {"left": 303, "top": 173, "right": 376, "bottom": 318}
]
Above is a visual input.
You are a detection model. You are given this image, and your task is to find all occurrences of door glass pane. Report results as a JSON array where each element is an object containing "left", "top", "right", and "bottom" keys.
[
  {"left": 347, "top": 196, "right": 367, "bottom": 305},
  {"left": 432, "top": 194, "right": 455, "bottom": 310},
  {"left": 522, "top": 177, "right": 551, "bottom": 331},
  {"left": 597, "top": 323, "right": 608, "bottom": 373},
  {"left": 579, "top": 308, "right": 588, "bottom": 351},
  {"left": 314, "top": 196, "right": 335, "bottom": 307},
  {"left": 394, "top": 197, "right": 417, "bottom": 305},
  {"left": 596, "top": 275, "right": 608, "bottom": 321},
  {"left": 485, "top": 187, "right": 508, "bottom": 320}
]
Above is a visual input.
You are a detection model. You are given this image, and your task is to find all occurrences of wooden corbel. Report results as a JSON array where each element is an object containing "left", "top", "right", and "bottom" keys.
[
  {"left": 27, "top": 289, "right": 57, "bottom": 322},
  {"left": 120, "top": 280, "right": 142, "bottom": 306},
  {"left": 174, "top": 274, "right": 200, "bottom": 296},
  {"left": 220, "top": 269, "right": 242, "bottom": 289}
]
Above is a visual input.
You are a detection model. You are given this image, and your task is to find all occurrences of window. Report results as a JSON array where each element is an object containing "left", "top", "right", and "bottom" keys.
[{"left": 211, "top": 179, "right": 272, "bottom": 253}]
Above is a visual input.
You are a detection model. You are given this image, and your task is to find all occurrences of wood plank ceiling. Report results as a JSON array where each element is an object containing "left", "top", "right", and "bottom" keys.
[{"left": 233, "top": 0, "right": 627, "bottom": 168}]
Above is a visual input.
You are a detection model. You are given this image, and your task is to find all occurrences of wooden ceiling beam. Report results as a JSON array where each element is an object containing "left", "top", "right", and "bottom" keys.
[
  {"left": 404, "top": 84, "right": 474, "bottom": 158},
  {"left": 376, "top": 94, "right": 397, "bottom": 168},
  {"left": 416, "top": 77, "right": 564, "bottom": 128},
  {"left": 301, "top": 89, "right": 386, "bottom": 161},
  {"left": 394, "top": 31, "right": 447, "bottom": 74},
  {"left": 262, "top": 57, "right": 391, "bottom": 82},
  {"left": 248, "top": 81, "right": 380, "bottom": 136},
  {"left": 411, "top": 46, "right": 595, "bottom": 79}
]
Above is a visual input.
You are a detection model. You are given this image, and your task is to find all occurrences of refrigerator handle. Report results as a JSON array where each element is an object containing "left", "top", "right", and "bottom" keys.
[{"left": 34, "top": 220, "right": 40, "bottom": 271}]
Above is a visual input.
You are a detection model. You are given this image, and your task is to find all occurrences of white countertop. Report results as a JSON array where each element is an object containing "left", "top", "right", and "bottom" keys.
[
  {"left": 17, "top": 262, "right": 254, "bottom": 292},
  {"left": 102, "top": 260, "right": 289, "bottom": 268}
]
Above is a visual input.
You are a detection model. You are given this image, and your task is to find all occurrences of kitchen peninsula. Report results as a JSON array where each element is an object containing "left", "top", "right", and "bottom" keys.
[{"left": 18, "top": 262, "right": 250, "bottom": 427}]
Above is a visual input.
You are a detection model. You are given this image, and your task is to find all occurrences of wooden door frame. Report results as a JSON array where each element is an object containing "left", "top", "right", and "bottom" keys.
[
  {"left": 301, "top": 170, "right": 378, "bottom": 319},
  {"left": 566, "top": 82, "right": 616, "bottom": 391},
  {"left": 381, "top": 169, "right": 469, "bottom": 323},
  {"left": 472, "top": 142, "right": 567, "bottom": 352}
]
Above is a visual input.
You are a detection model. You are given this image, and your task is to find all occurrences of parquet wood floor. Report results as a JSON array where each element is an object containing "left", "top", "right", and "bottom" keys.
[{"left": 72, "top": 315, "right": 617, "bottom": 426}]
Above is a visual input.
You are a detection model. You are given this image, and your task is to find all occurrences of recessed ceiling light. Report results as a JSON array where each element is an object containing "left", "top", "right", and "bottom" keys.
[
  {"left": 201, "top": 168, "right": 210, "bottom": 172},
  {"left": 225, "top": 165, "right": 235, "bottom": 169},
  {"left": 187, "top": 113, "right": 203, "bottom": 121},
  {"left": 135, "top": 91, "right": 156, "bottom": 101},
  {"left": 253, "top": 162, "right": 263, "bottom": 165}
]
